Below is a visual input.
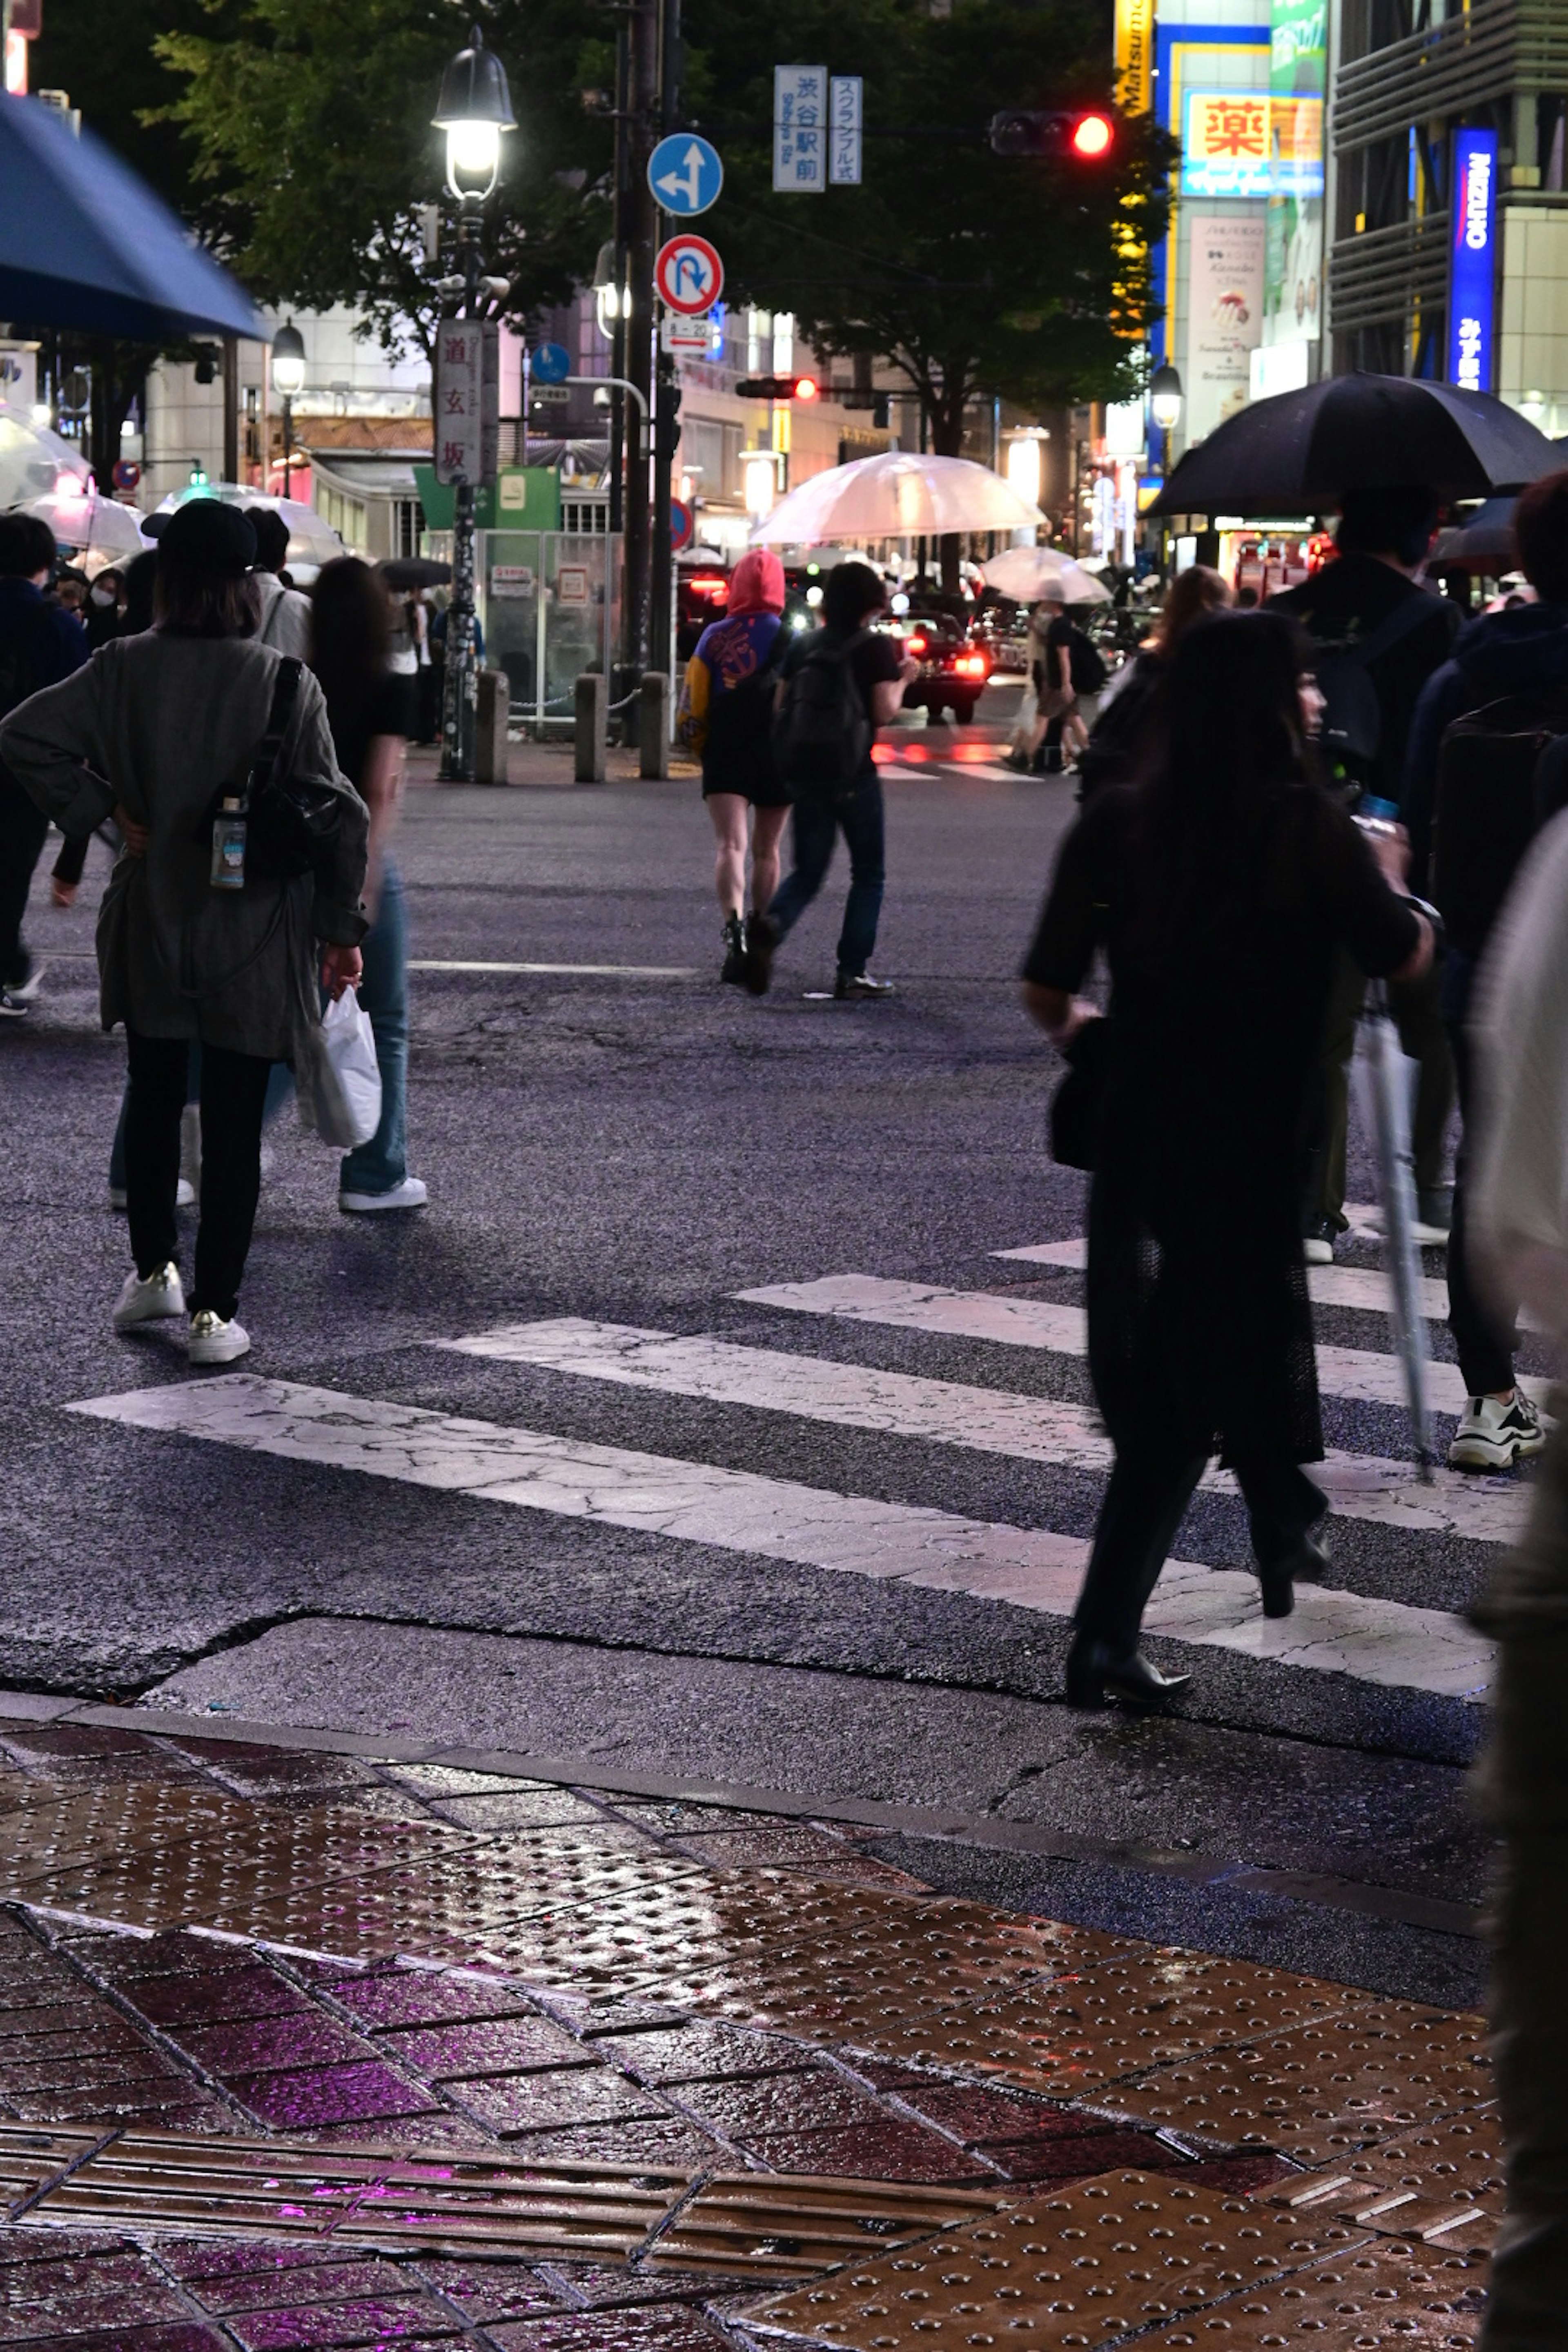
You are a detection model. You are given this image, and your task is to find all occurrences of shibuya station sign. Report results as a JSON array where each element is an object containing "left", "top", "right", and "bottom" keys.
[{"left": 1448, "top": 129, "right": 1497, "bottom": 393}]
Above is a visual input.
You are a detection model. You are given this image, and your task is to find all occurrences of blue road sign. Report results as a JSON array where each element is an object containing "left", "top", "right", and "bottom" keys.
[
  {"left": 648, "top": 133, "right": 723, "bottom": 217},
  {"left": 530, "top": 341, "right": 571, "bottom": 385}
]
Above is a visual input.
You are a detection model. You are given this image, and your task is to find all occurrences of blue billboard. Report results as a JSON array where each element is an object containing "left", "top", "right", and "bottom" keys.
[{"left": 1448, "top": 128, "right": 1497, "bottom": 393}]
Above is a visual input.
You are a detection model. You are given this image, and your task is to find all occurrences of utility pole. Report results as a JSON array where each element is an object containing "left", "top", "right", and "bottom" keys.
[
  {"left": 648, "top": 0, "right": 681, "bottom": 684},
  {"left": 621, "top": 0, "right": 657, "bottom": 685},
  {"left": 608, "top": 14, "right": 630, "bottom": 544}
]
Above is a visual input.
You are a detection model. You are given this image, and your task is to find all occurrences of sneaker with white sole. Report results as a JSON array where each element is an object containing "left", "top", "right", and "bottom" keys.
[
  {"left": 1448, "top": 1390, "right": 1549, "bottom": 1472},
  {"left": 187, "top": 1310, "right": 250, "bottom": 1365},
  {"left": 1303, "top": 1220, "right": 1336, "bottom": 1266},
  {"left": 339, "top": 1176, "right": 428, "bottom": 1214},
  {"left": 108, "top": 1179, "right": 196, "bottom": 1212},
  {"left": 112, "top": 1263, "right": 186, "bottom": 1330}
]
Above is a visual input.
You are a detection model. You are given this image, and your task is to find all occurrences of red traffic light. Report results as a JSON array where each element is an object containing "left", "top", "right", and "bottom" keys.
[
  {"left": 1071, "top": 112, "right": 1114, "bottom": 158},
  {"left": 793, "top": 374, "right": 819, "bottom": 401}
]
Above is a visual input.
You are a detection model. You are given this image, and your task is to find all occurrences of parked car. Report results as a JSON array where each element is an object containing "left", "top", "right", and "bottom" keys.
[{"left": 894, "top": 610, "right": 991, "bottom": 723}]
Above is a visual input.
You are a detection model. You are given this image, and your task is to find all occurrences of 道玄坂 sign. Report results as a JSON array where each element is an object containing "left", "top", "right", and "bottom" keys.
[
  {"left": 435, "top": 320, "right": 499, "bottom": 488},
  {"left": 1448, "top": 128, "right": 1497, "bottom": 394}
]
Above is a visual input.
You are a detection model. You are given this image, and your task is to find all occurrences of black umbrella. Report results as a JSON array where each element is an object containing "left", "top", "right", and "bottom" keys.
[
  {"left": 0, "top": 97, "right": 259, "bottom": 341},
  {"left": 1149, "top": 374, "right": 1559, "bottom": 517},
  {"left": 378, "top": 558, "right": 453, "bottom": 588}
]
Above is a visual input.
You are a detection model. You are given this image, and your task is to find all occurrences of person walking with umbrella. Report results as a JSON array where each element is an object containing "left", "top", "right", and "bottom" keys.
[{"left": 1022, "top": 612, "right": 1432, "bottom": 1705}]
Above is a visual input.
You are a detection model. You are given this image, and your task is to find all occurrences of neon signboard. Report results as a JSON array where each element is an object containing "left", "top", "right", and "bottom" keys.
[
  {"left": 1448, "top": 128, "right": 1497, "bottom": 393},
  {"left": 1181, "top": 90, "right": 1324, "bottom": 200}
]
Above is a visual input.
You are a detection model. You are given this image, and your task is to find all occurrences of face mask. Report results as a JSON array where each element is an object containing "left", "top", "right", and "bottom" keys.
[{"left": 90, "top": 586, "right": 115, "bottom": 607}]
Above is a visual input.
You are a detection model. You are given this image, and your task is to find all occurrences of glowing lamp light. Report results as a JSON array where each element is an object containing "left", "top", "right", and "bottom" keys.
[
  {"left": 743, "top": 452, "right": 776, "bottom": 519},
  {"left": 1071, "top": 113, "right": 1114, "bottom": 159},
  {"left": 270, "top": 321, "right": 306, "bottom": 401},
  {"left": 434, "top": 25, "right": 516, "bottom": 199},
  {"left": 1150, "top": 361, "right": 1184, "bottom": 434},
  {"left": 793, "top": 375, "right": 819, "bottom": 402},
  {"left": 1005, "top": 434, "right": 1043, "bottom": 506}
]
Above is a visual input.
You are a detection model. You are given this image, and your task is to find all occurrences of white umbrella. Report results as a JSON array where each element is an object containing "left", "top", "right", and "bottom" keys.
[
  {"left": 982, "top": 545, "right": 1111, "bottom": 604},
  {"left": 751, "top": 450, "right": 1043, "bottom": 546},
  {"left": 0, "top": 397, "right": 90, "bottom": 507},
  {"left": 152, "top": 483, "right": 345, "bottom": 575},
  {"left": 25, "top": 486, "right": 147, "bottom": 573}
]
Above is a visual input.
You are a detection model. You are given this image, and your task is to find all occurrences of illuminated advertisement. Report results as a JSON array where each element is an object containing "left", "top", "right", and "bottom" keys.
[
  {"left": 1181, "top": 91, "right": 1323, "bottom": 200},
  {"left": 1263, "top": 0, "right": 1326, "bottom": 354},
  {"left": 1116, "top": 0, "right": 1155, "bottom": 117},
  {"left": 1448, "top": 128, "right": 1497, "bottom": 393}
]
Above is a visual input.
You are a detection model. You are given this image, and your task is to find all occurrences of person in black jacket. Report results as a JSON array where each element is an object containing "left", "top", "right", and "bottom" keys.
[{"left": 0, "top": 513, "right": 88, "bottom": 1016}]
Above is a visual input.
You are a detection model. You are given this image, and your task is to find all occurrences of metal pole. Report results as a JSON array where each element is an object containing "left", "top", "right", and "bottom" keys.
[
  {"left": 647, "top": 0, "right": 680, "bottom": 683},
  {"left": 440, "top": 193, "right": 485, "bottom": 783},
  {"left": 622, "top": 0, "right": 657, "bottom": 680},
  {"left": 608, "top": 14, "right": 629, "bottom": 540},
  {"left": 282, "top": 394, "right": 292, "bottom": 500}
]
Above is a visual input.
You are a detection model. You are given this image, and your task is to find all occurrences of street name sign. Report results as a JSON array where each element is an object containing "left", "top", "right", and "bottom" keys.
[
  {"left": 829, "top": 77, "right": 862, "bottom": 185},
  {"left": 655, "top": 233, "right": 724, "bottom": 315},
  {"left": 648, "top": 134, "right": 723, "bottom": 216},
  {"left": 435, "top": 318, "right": 499, "bottom": 486},
  {"left": 774, "top": 65, "right": 827, "bottom": 191}
]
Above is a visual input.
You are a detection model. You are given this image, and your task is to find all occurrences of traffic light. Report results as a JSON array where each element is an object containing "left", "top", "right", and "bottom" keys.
[
  {"left": 734, "top": 374, "right": 820, "bottom": 402},
  {"left": 989, "top": 109, "right": 1117, "bottom": 160},
  {"left": 655, "top": 379, "right": 683, "bottom": 461}
]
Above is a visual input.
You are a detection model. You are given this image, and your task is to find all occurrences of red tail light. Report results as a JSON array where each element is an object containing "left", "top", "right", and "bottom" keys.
[
  {"left": 906, "top": 634, "right": 928, "bottom": 654},
  {"left": 955, "top": 653, "right": 987, "bottom": 676}
]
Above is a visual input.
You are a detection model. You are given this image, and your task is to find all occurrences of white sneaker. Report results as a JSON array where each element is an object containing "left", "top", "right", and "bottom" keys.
[
  {"left": 1448, "top": 1390, "right": 1549, "bottom": 1472},
  {"left": 108, "top": 1180, "right": 196, "bottom": 1212},
  {"left": 187, "top": 1310, "right": 250, "bottom": 1366},
  {"left": 1303, "top": 1233, "right": 1335, "bottom": 1266},
  {"left": 339, "top": 1177, "right": 428, "bottom": 1213},
  {"left": 112, "top": 1263, "right": 186, "bottom": 1330}
]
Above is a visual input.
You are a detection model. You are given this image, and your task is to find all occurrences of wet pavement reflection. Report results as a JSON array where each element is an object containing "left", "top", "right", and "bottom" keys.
[{"left": 0, "top": 1721, "right": 1493, "bottom": 2347}]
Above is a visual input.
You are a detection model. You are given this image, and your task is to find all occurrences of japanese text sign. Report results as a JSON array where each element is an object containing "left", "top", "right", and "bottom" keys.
[
  {"left": 1448, "top": 128, "right": 1497, "bottom": 394},
  {"left": 1181, "top": 89, "right": 1323, "bottom": 199},
  {"left": 774, "top": 65, "right": 827, "bottom": 192},
  {"left": 829, "top": 76, "right": 862, "bottom": 185},
  {"left": 434, "top": 319, "right": 500, "bottom": 488}
]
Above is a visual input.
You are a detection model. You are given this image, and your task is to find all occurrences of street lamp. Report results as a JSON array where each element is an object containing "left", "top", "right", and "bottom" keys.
[
  {"left": 1150, "top": 361, "right": 1183, "bottom": 475},
  {"left": 270, "top": 320, "right": 305, "bottom": 499},
  {"left": 432, "top": 24, "right": 515, "bottom": 782}
]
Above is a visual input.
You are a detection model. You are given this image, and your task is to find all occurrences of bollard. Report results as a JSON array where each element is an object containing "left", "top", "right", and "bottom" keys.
[
  {"left": 639, "top": 670, "right": 670, "bottom": 781},
  {"left": 474, "top": 668, "right": 511, "bottom": 785},
  {"left": 575, "top": 673, "right": 607, "bottom": 784}
]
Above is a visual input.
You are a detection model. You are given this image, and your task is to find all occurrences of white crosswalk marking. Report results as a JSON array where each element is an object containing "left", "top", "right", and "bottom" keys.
[
  {"left": 738, "top": 1273, "right": 1478, "bottom": 1413},
  {"left": 456, "top": 1312, "right": 1529, "bottom": 1544},
  {"left": 67, "top": 1376, "right": 1493, "bottom": 1702},
  {"left": 993, "top": 1238, "right": 1455, "bottom": 1323}
]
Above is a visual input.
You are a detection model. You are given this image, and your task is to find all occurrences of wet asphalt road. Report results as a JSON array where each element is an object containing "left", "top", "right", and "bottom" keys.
[{"left": 0, "top": 719, "right": 1526, "bottom": 2006}]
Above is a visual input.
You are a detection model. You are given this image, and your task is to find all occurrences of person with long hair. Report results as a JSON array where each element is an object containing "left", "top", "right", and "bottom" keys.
[
  {"left": 0, "top": 500, "right": 368, "bottom": 1362},
  {"left": 1075, "top": 565, "right": 1232, "bottom": 799},
  {"left": 311, "top": 557, "right": 425, "bottom": 1212},
  {"left": 1022, "top": 611, "right": 1432, "bottom": 1706},
  {"left": 677, "top": 548, "right": 792, "bottom": 983}
]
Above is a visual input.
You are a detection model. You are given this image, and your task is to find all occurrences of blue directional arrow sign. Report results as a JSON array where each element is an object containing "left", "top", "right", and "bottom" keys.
[
  {"left": 648, "top": 133, "right": 723, "bottom": 217},
  {"left": 530, "top": 341, "right": 571, "bottom": 384}
]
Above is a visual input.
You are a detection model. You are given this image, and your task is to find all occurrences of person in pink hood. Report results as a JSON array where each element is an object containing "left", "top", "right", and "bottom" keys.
[{"left": 677, "top": 548, "right": 791, "bottom": 983}]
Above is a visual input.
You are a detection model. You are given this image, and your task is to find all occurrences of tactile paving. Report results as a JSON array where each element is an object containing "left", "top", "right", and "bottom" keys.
[
  {"left": 741, "top": 2168, "right": 1370, "bottom": 2347},
  {"left": 1132, "top": 2237, "right": 1487, "bottom": 2347},
  {"left": 650, "top": 2176, "right": 1007, "bottom": 2278},
  {"left": 1105, "top": 2006, "right": 1492, "bottom": 2162},
  {"left": 1265, "top": 2167, "right": 1498, "bottom": 2255}
]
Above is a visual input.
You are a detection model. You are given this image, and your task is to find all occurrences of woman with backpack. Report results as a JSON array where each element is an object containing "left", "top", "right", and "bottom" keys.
[{"left": 677, "top": 549, "right": 791, "bottom": 984}]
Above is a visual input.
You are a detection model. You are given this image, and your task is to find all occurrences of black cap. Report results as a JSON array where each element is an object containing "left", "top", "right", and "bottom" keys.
[{"left": 157, "top": 499, "right": 256, "bottom": 575}]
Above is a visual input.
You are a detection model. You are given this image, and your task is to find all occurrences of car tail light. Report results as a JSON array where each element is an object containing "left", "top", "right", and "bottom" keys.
[
  {"left": 956, "top": 654, "right": 987, "bottom": 676},
  {"left": 906, "top": 635, "right": 927, "bottom": 655}
]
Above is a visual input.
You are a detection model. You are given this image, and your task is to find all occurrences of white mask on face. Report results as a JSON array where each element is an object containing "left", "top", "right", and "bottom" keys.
[{"left": 90, "top": 585, "right": 115, "bottom": 607}]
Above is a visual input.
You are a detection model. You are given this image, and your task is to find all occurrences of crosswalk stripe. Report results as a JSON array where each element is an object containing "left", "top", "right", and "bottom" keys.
[
  {"left": 737, "top": 1272, "right": 1547, "bottom": 1416},
  {"left": 992, "top": 1239, "right": 1455, "bottom": 1323},
  {"left": 735, "top": 1281, "right": 1529, "bottom": 1543},
  {"left": 66, "top": 1376, "right": 1492, "bottom": 1702}
]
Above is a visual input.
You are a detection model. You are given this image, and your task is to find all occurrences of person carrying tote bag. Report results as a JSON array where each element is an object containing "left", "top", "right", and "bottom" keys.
[{"left": 0, "top": 500, "right": 369, "bottom": 1365}]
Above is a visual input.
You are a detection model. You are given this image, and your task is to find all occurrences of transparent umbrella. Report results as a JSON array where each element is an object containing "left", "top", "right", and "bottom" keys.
[
  {"left": 0, "top": 399, "right": 90, "bottom": 508},
  {"left": 751, "top": 451, "right": 1044, "bottom": 546},
  {"left": 982, "top": 546, "right": 1111, "bottom": 604},
  {"left": 25, "top": 486, "right": 147, "bottom": 574},
  {"left": 151, "top": 483, "right": 345, "bottom": 576}
]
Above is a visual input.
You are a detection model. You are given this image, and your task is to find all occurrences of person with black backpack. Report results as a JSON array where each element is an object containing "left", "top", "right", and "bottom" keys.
[
  {"left": 1402, "top": 467, "right": 1568, "bottom": 1471},
  {"left": 1271, "top": 486, "right": 1459, "bottom": 1268},
  {"left": 0, "top": 512, "right": 88, "bottom": 1017},
  {"left": 744, "top": 559, "right": 913, "bottom": 1000},
  {"left": 677, "top": 549, "right": 792, "bottom": 984}
]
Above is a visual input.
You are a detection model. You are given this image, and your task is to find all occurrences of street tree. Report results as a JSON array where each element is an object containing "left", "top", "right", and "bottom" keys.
[{"left": 684, "top": 0, "right": 1172, "bottom": 456}]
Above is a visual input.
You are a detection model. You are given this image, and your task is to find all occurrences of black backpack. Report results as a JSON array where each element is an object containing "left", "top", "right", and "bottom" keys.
[
  {"left": 1067, "top": 626, "right": 1108, "bottom": 695},
  {"left": 1314, "top": 592, "right": 1441, "bottom": 782},
  {"left": 1430, "top": 683, "right": 1568, "bottom": 955},
  {"left": 773, "top": 627, "right": 873, "bottom": 797}
]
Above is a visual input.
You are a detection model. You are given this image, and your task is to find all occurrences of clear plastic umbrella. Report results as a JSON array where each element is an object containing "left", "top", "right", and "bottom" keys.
[
  {"left": 982, "top": 546, "right": 1111, "bottom": 604},
  {"left": 0, "top": 398, "right": 90, "bottom": 508},
  {"left": 750, "top": 451, "right": 1043, "bottom": 546},
  {"left": 151, "top": 483, "right": 345, "bottom": 575},
  {"left": 24, "top": 486, "right": 147, "bottom": 574}
]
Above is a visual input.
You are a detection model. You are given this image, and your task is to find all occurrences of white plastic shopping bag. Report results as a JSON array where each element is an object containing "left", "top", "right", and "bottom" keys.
[{"left": 311, "top": 986, "right": 382, "bottom": 1149}]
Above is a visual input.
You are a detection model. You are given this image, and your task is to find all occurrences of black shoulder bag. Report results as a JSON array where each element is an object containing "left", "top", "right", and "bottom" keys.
[{"left": 196, "top": 657, "right": 351, "bottom": 882}]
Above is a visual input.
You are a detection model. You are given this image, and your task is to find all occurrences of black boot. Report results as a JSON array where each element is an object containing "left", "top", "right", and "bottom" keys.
[
  {"left": 1065, "top": 1634, "right": 1192, "bottom": 1711},
  {"left": 743, "top": 912, "right": 780, "bottom": 998},
  {"left": 719, "top": 913, "right": 747, "bottom": 985},
  {"left": 1256, "top": 1532, "right": 1329, "bottom": 1620}
]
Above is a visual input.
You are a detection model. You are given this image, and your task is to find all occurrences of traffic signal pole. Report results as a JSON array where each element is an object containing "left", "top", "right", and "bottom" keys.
[
  {"left": 648, "top": 0, "right": 682, "bottom": 684},
  {"left": 621, "top": 0, "right": 657, "bottom": 684}
]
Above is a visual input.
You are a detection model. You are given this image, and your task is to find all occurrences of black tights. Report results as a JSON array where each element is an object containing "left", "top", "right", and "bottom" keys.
[{"left": 125, "top": 1030, "right": 272, "bottom": 1320}]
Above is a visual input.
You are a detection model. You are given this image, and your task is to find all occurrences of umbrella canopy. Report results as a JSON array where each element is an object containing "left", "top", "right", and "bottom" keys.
[
  {"left": 751, "top": 451, "right": 1044, "bottom": 546},
  {"left": 24, "top": 487, "right": 147, "bottom": 574},
  {"left": 150, "top": 485, "right": 345, "bottom": 575},
  {"left": 379, "top": 557, "right": 452, "bottom": 589},
  {"left": 0, "top": 98, "right": 261, "bottom": 343},
  {"left": 1149, "top": 374, "right": 1559, "bottom": 517},
  {"left": 1434, "top": 495, "right": 1518, "bottom": 572},
  {"left": 0, "top": 400, "right": 91, "bottom": 507},
  {"left": 982, "top": 545, "right": 1111, "bottom": 604}
]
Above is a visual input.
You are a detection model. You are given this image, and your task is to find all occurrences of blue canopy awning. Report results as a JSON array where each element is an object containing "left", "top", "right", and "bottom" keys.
[{"left": 0, "top": 95, "right": 262, "bottom": 344}]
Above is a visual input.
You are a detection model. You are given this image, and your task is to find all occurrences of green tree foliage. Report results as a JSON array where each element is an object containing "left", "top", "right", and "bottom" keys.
[
  {"left": 155, "top": 0, "right": 612, "bottom": 358},
  {"left": 685, "top": 0, "right": 1172, "bottom": 451}
]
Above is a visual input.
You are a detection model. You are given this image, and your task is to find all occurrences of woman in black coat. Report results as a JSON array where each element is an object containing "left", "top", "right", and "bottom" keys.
[{"left": 1022, "top": 611, "right": 1433, "bottom": 1708}]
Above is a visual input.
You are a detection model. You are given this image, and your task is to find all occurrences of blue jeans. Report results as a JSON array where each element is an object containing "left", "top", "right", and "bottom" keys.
[
  {"left": 767, "top": 777, "right": 885, "bottom": 978},
  {"left": 340, "top": 858, "right": 409, "bottom": 1196}
]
